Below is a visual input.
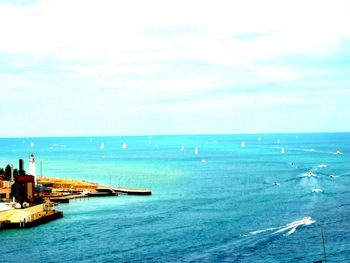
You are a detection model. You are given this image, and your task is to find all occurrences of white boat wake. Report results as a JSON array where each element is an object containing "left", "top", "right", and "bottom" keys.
[{"left": 249, "top": 217, "right": 315, "bottom": 237}]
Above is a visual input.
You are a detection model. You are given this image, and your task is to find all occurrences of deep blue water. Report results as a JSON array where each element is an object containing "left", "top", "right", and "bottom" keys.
[{"left": 1, "top": 133, "right": 350, "bottom": 262}]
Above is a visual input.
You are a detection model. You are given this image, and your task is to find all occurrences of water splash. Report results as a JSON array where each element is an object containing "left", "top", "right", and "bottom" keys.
[{"left": 248, "top": 217, "right": 315, "bottom": 237}]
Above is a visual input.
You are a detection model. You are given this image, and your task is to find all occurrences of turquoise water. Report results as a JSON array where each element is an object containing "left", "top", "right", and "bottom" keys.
[{"left": 1, "top": 133, "right": 350, "bottom": 262}]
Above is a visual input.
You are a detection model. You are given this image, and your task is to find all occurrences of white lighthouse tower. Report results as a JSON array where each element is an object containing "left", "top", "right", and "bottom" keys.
[{"left": 29, "top": 153, "right": 37, "bottom": 184}]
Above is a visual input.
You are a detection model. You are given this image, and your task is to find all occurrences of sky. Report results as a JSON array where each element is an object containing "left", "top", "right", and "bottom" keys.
[{"left": 0, "top": 0, "right": 350, "bottom": 137}]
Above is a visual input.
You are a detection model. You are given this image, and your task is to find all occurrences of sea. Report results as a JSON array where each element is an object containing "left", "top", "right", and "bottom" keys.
[{"left": 0, "top": 133, "right": 350, "bottom": 262}]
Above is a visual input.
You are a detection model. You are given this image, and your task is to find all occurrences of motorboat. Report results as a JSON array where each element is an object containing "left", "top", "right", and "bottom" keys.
[
  {"left": 302, "top": 216, "right": 313, "bottom": 225},
  {"left": 305, "top": 172, "right": 316, "bottom": 177}
]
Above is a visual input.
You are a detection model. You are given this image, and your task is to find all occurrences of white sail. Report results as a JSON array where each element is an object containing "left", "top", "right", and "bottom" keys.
[
  {"left": 194, "top": 147, "right": 198, "bottom": 155},
  {"left": 122, "top": 142, "right": 127, "bottom": 150},
  {"left": 100, "top": 143, "right": 104, "bottom": 149},
  {"left": 281, "top": 147, "right": 285, "bottom": 154},
  {"left": 241, "top": 141, "right": 245, "bottom": 148},
  {"left": 180, "top": 145, "right": 184, "bottom": 152}
]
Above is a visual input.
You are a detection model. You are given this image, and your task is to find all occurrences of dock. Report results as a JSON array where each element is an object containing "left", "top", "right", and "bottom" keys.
[
  {"left": 48, "top": 193, "right": 89, "bottom": 203},
  {"left": 112, "top": 187, "right": 152, "bottom": 196},
  {"left": 0, "top": 203, "right": 63, "bottom": 230},
  {"left": 39, "top": 177, "right": 152, "bottom": 196}
]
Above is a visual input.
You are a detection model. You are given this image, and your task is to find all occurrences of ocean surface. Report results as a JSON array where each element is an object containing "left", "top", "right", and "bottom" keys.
[{"left": 0, "top": 133, "right": 350, "bottom": 262}]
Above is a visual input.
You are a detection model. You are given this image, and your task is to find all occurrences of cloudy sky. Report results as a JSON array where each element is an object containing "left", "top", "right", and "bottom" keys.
[{"left": 1, "top": 0, "right": 349, "bottom": 137}]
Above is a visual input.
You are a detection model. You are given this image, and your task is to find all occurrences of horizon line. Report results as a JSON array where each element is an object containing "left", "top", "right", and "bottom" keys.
[{"left": 0, "top": 131, "right": 349, "bottom": 139}]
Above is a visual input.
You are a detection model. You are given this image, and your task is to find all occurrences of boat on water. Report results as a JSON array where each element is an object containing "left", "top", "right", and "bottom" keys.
[
  {"left": 194, "top": 147, "right": 198, "bottom": 155},
  {"left": 302, "top": 216, "right": 313, "bottom": 225},
  {"left": 305, "top": 172, "right": 317, "bottom": 177},
  {"left": 241, "top": 141, "right": 245, "bottom": 148},
  {"left": 281, "top": 147, "right": 285, "bottom": 154},
  {"left": 335, "top": 150, "right": 342, "bottom": 155},
  {"left": 312, "top": 188, "right": 323, "bottom": 193},
  {"left": 180, "top": 145, "right": 184, "bottom": 152},
  {"left": 122, "top": 142, "right": 127, "bottom": 150},
  {"left": 100, "top": 143, "right": 105, "bottom": 149}
]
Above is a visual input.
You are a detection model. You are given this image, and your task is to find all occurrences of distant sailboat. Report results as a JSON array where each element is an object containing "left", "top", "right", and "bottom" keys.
[
  {"left": 258, "top": 137, "right": 262, "bottom": 142},
  {"left": 241, "top": 141, "right": 245, "bottom": 148},
  {"left": 100, "top": 143, "right": 105, "bottom": 149},
  {"left": 194, "top": 147, "right": 198, "bottom": 155},
  {"left": 281, "top": 147, "right": 285, "bottom": 154},
  {"left": 180, "top": 145, "right": 184, "bottom": 152},
  {"left": 30, "top": 142, "right": 34, "bottom": 148},
  {"left": 122, "top": 142, "right": 127, "bottom": 150},
  {"left": 277, "top": 139, "right": 280, "bottom": 144}
]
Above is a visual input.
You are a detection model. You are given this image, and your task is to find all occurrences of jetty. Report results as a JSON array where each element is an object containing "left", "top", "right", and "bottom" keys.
[
  {"left": 0, "top": 203, "right": 63, "bottom": 229},
  {"left": 112, "top": 187, "right": 152, "bottom": 196},
  {"left": 37, "top": 177, "right": 152, "bottom": 203}
]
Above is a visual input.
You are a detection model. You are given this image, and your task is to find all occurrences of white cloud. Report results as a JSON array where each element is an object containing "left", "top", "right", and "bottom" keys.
[
  {"left": 1, "top": 0, "right": 350, "bottom": 62},
  {"left": 1, "top": 0, "right": 350, "bottom": 136}
]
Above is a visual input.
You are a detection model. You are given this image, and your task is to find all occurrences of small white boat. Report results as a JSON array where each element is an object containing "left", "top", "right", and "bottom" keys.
[
  {"left": 100, "top": 143, "right": 105, "bottom": 149},
  {"left": 122, "top": 142, "right": 127, "bottom": 150},
  {"left": 312, "top": 188, "right": 323, "bottom": 193},
  {"left": 258, "top": 137, "right": 262, "bottom": 142},
  {"left": 281, "top": 147, "right": 285, "bottom": 154},
  {"left": 272, "top": 182, "right": 280, "bottom": 186},
  {"left": 304, "top": 172, "right": 317, "bottom": 177},
  {"left": 30, "top": 142, "right": 34, "bottom": 148},
  {"left": 302, "top": 216, "right": 313, "bottom": 225},
  {"left": 277, "top": 139, "right": 280, "bottom": 144},
  {"left": 329, "top": 174, "right": 337, "bottom": 178},
  {"left": 81, "top": 190, "right": 90, "bottom": 196},
  {"left": 335, "top": 150, "right": 342, "bottom": 155},
  {"left": 201, "top": 159, "right": 206, "bottom": 163},
  {"left": 180, "top": 145, "right": 184, "bottom": 152},
  {"left": 241, "top": 141, "right": 245, "bottom": 148},
  {"left": 194, "top": 147, "right": 198, "bottom": 155}
]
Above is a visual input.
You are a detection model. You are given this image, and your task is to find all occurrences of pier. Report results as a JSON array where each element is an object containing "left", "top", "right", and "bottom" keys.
[
  {"left": 39, "top": 177, "right": 152, "bottom": 199},
  {"left": 0, "top": 203, "right": 63, "bottom": 229},
  {"left": 112, "top": 187, "right": 152, "bottom": 196}
]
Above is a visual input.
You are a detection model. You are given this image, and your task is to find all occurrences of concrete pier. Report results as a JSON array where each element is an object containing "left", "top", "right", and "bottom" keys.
[
  {"left": 0, "top": 203, "right": 63, "bottom": 230},
  {"left": 112, "top": 187, "right": 152, "bottom": 195}
]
